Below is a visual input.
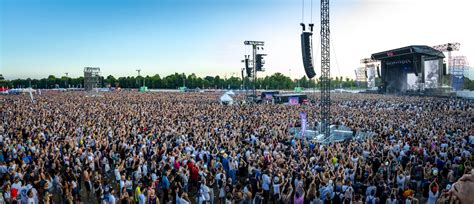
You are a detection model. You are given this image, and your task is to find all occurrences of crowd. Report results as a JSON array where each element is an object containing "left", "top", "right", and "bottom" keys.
[{"left": 0, "top": 91, "right": 472, "bottom": 204}]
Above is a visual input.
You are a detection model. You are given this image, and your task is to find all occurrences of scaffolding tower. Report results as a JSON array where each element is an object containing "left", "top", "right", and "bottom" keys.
[
  {"left": 320, "top": 0, "right": 331, "bottom": 138},
  {"left": 243, "top": 41, "right": 265, "bottom": 97},
  {"left": 84, "top": 67, "right": 101, "bottom": 91}
]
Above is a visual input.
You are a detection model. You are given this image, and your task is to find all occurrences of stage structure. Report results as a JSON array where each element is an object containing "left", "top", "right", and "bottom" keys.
[
  {"left": 84, "top": 67, "right": 101, "bottom": 91},
  {"left": 319, "top": 0, "right": 331, "bottom": 137},
  {"left": 243, "top": 41, "right": 265, "bottom": 97},
  {"left": 371, "top": 45, "right": 444, "bottom": 93},
  {"left": 299, "top": 0, "right": 331, "bottom": 137},
  {"left": 432, "top": 43, "right": 460, "bottom": 74},
  {"left": 354, "top": 68, "right": 367, "bottom": 87},
  {"left": 360, "top": 58, "right": 380, "bottom": 89}
]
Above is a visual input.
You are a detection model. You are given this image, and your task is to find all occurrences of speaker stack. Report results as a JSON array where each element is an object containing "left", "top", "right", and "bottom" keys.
[{"left": 301, "top": 23, "right": 316, "bottom": 79}]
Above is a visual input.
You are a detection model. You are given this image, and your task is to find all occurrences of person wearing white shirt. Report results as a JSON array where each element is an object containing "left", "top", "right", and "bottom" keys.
[
  {"left": 138, "top": 191, "right": 146, "bottom": 204},
  {"left": 11, "top": 178, "right": 22, "bottom": 194},
  {"left": 108, "top": 189, "right": 116, "bottom": 204},
  {"left": 272, "top": 175, "right": 284, "bottom": 203},
  {"left": 262, "top": 171, "right": 271, "bottom": 201},
  {"left": 427, "top": 181, "right": 439, "bottom": 204},
  {"left": 114, "top": 167, "right": 121, "bottom": 182},
  {"left": 386, "top": 194, "right": 397, "bottom": 204},
  {"left": 119, "top": 175, "right": 126, "bottom": 194},
  {"left": 397, "top": 173, "right": 405, "bottom": 191},
  {"left": 125, "top": 177, "right": 133, "bottom": 194},
  {"left": 199, "top": 181, "right": 211, "bottom": 204}
]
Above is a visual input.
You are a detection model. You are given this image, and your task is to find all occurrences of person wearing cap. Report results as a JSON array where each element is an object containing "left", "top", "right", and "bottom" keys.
[
  {"left": 272, "top": 174, "right": 285, "bottom": 203},
  {"left": 1, "top": 85, "right": 473, "bottom": 204}
]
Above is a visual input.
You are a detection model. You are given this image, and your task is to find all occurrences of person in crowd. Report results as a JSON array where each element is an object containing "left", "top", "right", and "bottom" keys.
[{"left": 0, "top": 92, "right": 472, "bottom": 204}]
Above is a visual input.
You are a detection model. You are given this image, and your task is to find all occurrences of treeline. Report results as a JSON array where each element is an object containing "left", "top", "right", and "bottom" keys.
[{"left": 1, "top": 72, "right": 358, "bottom": 90}]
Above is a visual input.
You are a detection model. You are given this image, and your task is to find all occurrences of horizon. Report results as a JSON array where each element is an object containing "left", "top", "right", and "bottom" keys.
[{"left": 1, "top": 0, "right": 473, "bottom": 80}]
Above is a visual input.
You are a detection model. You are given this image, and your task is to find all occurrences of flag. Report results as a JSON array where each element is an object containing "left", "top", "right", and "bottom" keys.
[{"left": 300, "top": 112, "right": 307, "bottom": 137}]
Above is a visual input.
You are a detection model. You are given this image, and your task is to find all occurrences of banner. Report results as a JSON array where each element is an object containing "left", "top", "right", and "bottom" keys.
[{"left": 300, "top": 112, "right": 307, "bottom": 137}]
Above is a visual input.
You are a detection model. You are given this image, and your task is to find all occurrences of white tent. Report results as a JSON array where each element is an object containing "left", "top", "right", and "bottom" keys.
[
  {"left": 225, "top": 90, "right": 235, "bottom": 95},
  {"left": 220, "top": 94, "right": 234, "bottom": 105},
  {"left": 456, "top": 90, "right": 474, "bottom": 99}
]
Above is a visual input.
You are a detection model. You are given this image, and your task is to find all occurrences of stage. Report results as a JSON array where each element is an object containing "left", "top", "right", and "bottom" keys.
[{"left": 372, "top": 45, "right": 445, "bottom": 94}]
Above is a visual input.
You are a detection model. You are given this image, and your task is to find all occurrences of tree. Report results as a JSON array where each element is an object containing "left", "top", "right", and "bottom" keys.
[
  {"left": 204, "top": 76, "right": 215, "bottom": 88},
  {"left": 214, "top": 76, "right": 222, "bottom": 89},
  {"left": 187, "top": 73, "right": 198, "bottom": 88},
  {"left": 299, "top": 76, "right": 309, "bottom": 88},
  {"left": 464, "top": 77, "right": 474, "bottom": 90},
  {"left": 226, "top": 76, "right": 241, "bottom": 89},
  {"left": 5, "top": 72, "right": 366, "bottom": 90},
  {"left": 46, "top": 75, "right": 58, "bottom": 88},
  {"left": 106, "top": 75, "right": 117, "bottom": 87},
  {"left": 149, "top": 74, "right": 161, "bottom": 89}
]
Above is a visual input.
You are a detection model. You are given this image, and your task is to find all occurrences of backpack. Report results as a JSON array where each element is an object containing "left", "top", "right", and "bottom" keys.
[
  {"left": 254, "top": 195, "right": 264, "bottom": 204},
  {"left": 102, "top": 193, "right": 110, "bottom": 204},
  {"left": 333, "top": 192, "right": 342, "bottom": 203},
  {"left": 367, "top": 196, "right": 375, "bottom": 204},
  {"left": 344, "top": 187, "right": 352, "bottom": 199},
  {"left": 414, "top": 166, "right": 423, "bottom": 180}
]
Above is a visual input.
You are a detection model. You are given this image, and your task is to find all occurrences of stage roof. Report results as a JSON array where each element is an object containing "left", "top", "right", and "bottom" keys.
[{"left": 371, "top": 45, "right": 445, "bottom": 60}]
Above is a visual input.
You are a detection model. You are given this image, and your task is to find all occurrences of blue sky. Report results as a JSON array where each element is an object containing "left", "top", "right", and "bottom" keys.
[{"left": 1, "top": 0, "right": 473, "bottom": 79}]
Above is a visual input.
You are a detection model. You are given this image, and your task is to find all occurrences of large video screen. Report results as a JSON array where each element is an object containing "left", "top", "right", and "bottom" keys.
[
  {"left": 367, "top": 64, "right": 376, "bottom": 88},
  {"left": 424, "top": 60, "right": 439, "bottom": 88},
  {"left": 406, "top": 73, "right": 418, "bottom": 90},
  {"left": 288, "top": 97, "right": 299, "bottom": 105}
]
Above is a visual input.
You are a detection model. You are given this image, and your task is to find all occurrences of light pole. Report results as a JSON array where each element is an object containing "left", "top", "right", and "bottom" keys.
[
  {"left": 183, "top": 73, "right": 186, "bottom": 87},
  {"left": 65, "top": 72, "right": 68, "bottom": 88},
  {"left": 136, "top": 69, "right": 142, "bottom": 88}
]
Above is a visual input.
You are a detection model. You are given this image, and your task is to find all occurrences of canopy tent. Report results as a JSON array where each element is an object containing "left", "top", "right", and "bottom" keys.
[
  {"left": 225, "top": 90, "right": 235, "bottom": 95},
  {"left": 219, "top": 94, "right": 234, "bottom": 105}
]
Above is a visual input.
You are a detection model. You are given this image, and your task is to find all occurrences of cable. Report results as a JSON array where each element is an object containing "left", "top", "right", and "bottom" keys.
[
  {"left": 329, "top": 36, "right": 342, "bottom": 86},
  {"left": 302, "top": 0, "right": 305, "bottom": 23},
  {"left": 313, "top": 33, "right": 320, "bottom": 100},
  {"left": 330, "top": 36, "right": 341, "bottom": 79},
  {"left": 313, "top": 34, "right": 320, "bottom": 77}
]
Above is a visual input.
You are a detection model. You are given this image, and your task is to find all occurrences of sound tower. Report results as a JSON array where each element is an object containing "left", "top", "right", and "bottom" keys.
[
  {"left": 245, "top": 59, "right": 252, "bottom": 77},
  {"left": 301, "top": 32, "right": 316, "bottom": 79}
]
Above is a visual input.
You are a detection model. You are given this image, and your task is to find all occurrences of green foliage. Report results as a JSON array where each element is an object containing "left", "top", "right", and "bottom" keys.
[
  {"left": 3, "top": 72, "right": 362, "bottom": 90},
  {"left": 463, "top": 77, "right": 474, "bottom": 90}
]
